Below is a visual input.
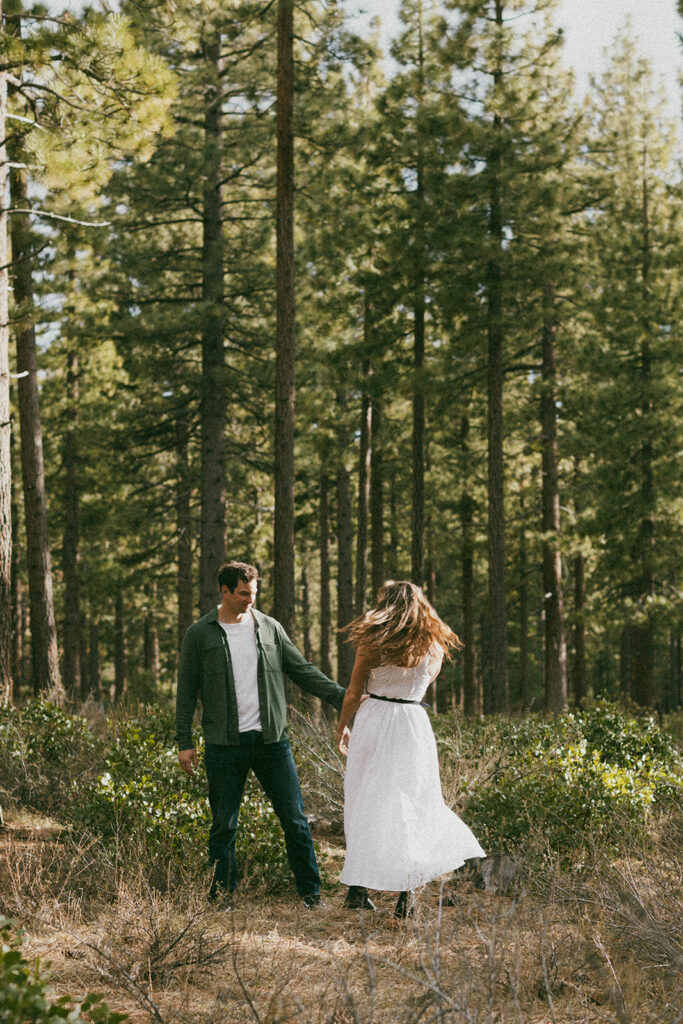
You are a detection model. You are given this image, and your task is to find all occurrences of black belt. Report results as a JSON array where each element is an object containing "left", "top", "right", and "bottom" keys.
[{"left": 368, "top": 693, "right": 421, "bottom": 705}]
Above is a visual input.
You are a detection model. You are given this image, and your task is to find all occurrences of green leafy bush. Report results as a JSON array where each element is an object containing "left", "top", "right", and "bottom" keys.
[
  {"left": 460, "top": 702, "right": 683, "bottom": 857},
  {"left": 69, "top": 706, "right": 299, "bottom": 892},
  {"left": 0, "top": 699, "right": 100, "bottom": 812},
  {"left": 0, "top": 917, "right": 127, "bottom": 1024}
]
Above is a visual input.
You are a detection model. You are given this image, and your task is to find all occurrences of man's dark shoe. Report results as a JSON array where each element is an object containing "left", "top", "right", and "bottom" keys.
[
  {"left": 343, "top": 885, "right": 377, "bottom": 911},
  {"left": 302, "top": 893, "right": 326, "bottom": 909}
]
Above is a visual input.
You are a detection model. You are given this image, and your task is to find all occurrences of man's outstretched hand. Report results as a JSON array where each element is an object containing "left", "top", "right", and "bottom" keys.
[{"left": 178, "top": 748, "right": 198, "bottom": 775}]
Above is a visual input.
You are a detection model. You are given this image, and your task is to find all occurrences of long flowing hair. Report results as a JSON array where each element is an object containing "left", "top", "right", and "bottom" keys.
[{"left": 343, "top": 580, "right": 463, "bottom": 668}]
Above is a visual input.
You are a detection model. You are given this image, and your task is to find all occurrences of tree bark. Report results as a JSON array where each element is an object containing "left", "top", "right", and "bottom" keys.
[
  {"left": 144, "top": 581, "right": 160, "bottom": 687},
  {"left": 540, "top": 289, "right": 568, "bottom": 714},
  {"left": 355, "top": 384, "right": 371, "bottom": 616},
  {"left": 10, "top": 469, "right": 23, "bottom": 699},
  {"left": 485, "top": 0, "right": 509, "bottom": 712},
  {"left": 336, "top": 397, "right": 355, "bottom": 683},
  {"left": 318, "top": 469, "right": 332, "bottom": 680},
  {"left": 519, "top": 506, "right": 530, "bottom": 712},
  {"left": 114, "top": 589, "right": 126, "bottom": 702},
  {"left": 274, "top": 0, "right": 297, "bottom": 641},
  {"left": 62, "top": 348, "right": 81, "bottom": 699},
  {"left": 460, "top": 416, "right": 478, "bottom": 717},
  {"left": 9, "top": 164, "right": 63, "bottom": 700},
  {"left": 0, "top": 16, "right": 11, "bottom": 704},
  {"left": 199, "top": 31, "right": 227, "bottom": 614},
  {"left": 89, "top": 617, "right": 100, "bottom": 701},
  {"left": 300, "top": 562, "right": 312, "bottom": 662},
  {"left": 176, "top": 415, "right": 193, "bottom": 648},
  {"left": 370, "top": 399, "right": 385, "bottom": 595},
  {"left": 631, "top": 151, "right": 655, "bottom": 706},
  {"left": 571, "top": 551, "right": 586, "bottom": 705}
]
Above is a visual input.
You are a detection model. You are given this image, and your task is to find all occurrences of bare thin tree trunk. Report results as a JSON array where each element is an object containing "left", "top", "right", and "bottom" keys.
[
  {"left": 176, "top": 415, "right": 193, "bottom": 647},
  {"left": 370, "top": 399, "right": 385, "bottom": 595},
  {"left": 632, "top": 151, "right": 655, "bottom": 706},
  {"left": 274, "top": 0, "right": 296, "bottom": 642},
  {"left": 114, "top": 590, "right": 126, "bottom": 702},
  {"left": 0, "top": 19, "right": 11, "bottom": 704},
  {"left": 572, "top": 551, "right": 586, "bottom": 704},
  {"left": 199, "top": 31, "right": 227, "bottom": 614},
  {"left": 62, "top": 348, "right": 81, "bottom": 699},
  {"left": 89, "top": 617, "right": 100, "bottom": 701},
  {"left": 486, "top": 12, "right": 509, "bottom": 712},
  {"left": 300, "top": 562, "right": 312, "bottom": 662},
  {"left": 460, "top": 415, "right": 478, "bottom": 717},
  {"left": 337, "top": 396, "right": 354, "bottom": 684},
  {"left": 541, "top": 291, "right": 567, "bottom": 714},
  {"left": 10, "top": 481, "right": 23, "bottom": 699},
  {"left": 355, "top": 387, "right": 371, "bottom": 616},
  {"left": 144, "top": 581, "right": 160, "bottom": 687},
  {"left": 9, "top": 163, "right": 62, "bottom": 700},
  {"left": 318, "top": 470, "right": 332, "bottom": 678},
  {"left": 519, "top": 508, "right": 529, "bottom": 712}
]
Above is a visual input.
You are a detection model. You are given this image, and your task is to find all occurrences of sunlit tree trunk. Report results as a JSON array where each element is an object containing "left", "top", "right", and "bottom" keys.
[
  {"left": 199, "top": 31, "right": 227, "bottom": 613},
  {"left": 540, "top": 288, "right": 567, "bottom": 714},
  {"left": 62, "top": 348, "right": 82, "bottom": 699},
  {"left": 274, "top": 0, "right": 296, "bottom": 641},
  {"left": 9, "top": 162, "right": 62, "bottom": 700},
  {"left": 0, "top": 20, "right": 11, "bottom": 704}
]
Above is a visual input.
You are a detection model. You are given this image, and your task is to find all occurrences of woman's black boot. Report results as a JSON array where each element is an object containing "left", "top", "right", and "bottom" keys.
[
  {"left": 343, "top": 885, "right": 377, "bottom": 910},
  {"left": 394, "top": 891, "right": 414, "bottom": 918}
]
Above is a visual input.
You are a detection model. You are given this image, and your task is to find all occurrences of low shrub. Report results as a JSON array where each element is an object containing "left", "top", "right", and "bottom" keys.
[
  {"left": 69, "top": 706, "right": 301, "bottom": 892},
  {"left": 0, "top": 916, "right": 127, "bottom": 1024},
  {"left": 0, "top": 699, "right": 101, "bottom": 812},
  {"left": 459, "top": 701, "right": 683, "bottom": 857}
]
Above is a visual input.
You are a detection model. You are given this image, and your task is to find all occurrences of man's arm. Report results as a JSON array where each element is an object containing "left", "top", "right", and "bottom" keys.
[
  {"left": 279, "top": 627, "right": 346, "bottom": 710},
  {"left": 175, "top": 627, "right": 200, "bottom": 753}
]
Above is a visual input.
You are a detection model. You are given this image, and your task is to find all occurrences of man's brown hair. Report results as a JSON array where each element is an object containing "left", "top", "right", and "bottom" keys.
[{"left": 217, "top": 561, "right": 259, "bottom": 592}]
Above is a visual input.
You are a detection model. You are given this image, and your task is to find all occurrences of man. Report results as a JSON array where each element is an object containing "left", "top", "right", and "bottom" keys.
[{"left": 175, "top": 560, "right": 346, "bottom": 908}]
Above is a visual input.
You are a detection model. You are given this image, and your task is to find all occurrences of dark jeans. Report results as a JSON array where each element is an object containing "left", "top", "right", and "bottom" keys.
[{"left": 205, "top": 732, "right": 321, "bottom": 898}]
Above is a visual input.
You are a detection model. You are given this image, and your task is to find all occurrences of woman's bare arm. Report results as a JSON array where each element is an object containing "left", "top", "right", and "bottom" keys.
[{"left": 336, "top": 648, "right": 373, "bottom": 755}]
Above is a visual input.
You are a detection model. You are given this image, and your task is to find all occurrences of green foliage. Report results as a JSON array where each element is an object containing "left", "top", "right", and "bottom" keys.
[
  {"left": 68, "top": 705, "right": 301, "bottom": 892},
  {"left": 456, "top": 702, "right": 683, "bottom": 857},
  {"left": 0, "top": 917, "right": 127, "bottom": 1024},
  {"left": 0, "top": 700, "right": 100, "bottom": 811}
]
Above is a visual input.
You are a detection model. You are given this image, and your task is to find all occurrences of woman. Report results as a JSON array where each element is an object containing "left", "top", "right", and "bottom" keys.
[{"left": 337, "top": 580, "right": 485, "bottom": 916}]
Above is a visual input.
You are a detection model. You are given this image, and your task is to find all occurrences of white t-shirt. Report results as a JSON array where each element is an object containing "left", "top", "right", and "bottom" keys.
[{"left": 219, "top": 613, "right": 261, "bottom": 733}]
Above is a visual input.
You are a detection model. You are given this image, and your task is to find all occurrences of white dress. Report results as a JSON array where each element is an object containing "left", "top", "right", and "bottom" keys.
[{"left": 341, "top": 651, "right": 485, "bottom": 891}]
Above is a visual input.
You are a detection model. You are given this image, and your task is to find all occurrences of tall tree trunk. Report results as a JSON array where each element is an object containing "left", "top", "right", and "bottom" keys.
[
  {"left": 62, "top": 348, "right": 81, "bottom": 699},
  {"left": 0, "top": 18, "right": 11, "bottom": 704},
  {"left": 336, "top": 396, "right": 354, "bottom": 683},
  {"left": 274, "top": 0, "right": 296, "bottom": 641},
  {"left": 572, "top": 551, "right": 586, "bottom": 705},
  {"left": 199, "top": 31, "right": 226, "bottom": 614},
  {"left": 176, "top": 415, "right": 193, "bottom": 648},
  {"left": 485, "top": 0, "right": 509, "bottom": 712},
  {"left": 300, "top": 562, "right": 312, "bottom": 662},
  {"left": 9, "top": 164, "right": 62, "bottom": 700},
  {"left": 370, "top": 399, "right": 385, "bottom": 595},
  {"left": 318, "top": 469, "right": 332, "bottom": 680},
  {"left": 411, "top": 14, "right": 426, "bottom": 588},
  {"left": 89, "top": 617, "right": 100, "bottom": 701},
  {"left": 10, "top": 469, "right": 23, "bottom": 699},
  {"left": 460, "top": 417, "right": 478, "bottom": 717},
  {"left": 79, "top": 611, "right": 90, "bottom": 702},
  {"left": 355, "top": 384, "right": 371, "bottom": 616},
  {"left": 540, "top": 289, "right": 567, "bottom": 714},
  {"left": 632, "top": 151, "right": 655, "bottom": 706},
  {"left": 114, "top": 590, "right": 126, "bottom": 702},
  {"left": 144, "top": 581, "right": 160, "bottom": 687},
  {"left": 519, "top": 505, "right": 530, "bottom": 712}
]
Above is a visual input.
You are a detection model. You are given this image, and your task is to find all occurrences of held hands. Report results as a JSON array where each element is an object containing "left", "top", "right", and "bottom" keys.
[{"left": 178, "top": 748, "right": 198, "bottom": 776}]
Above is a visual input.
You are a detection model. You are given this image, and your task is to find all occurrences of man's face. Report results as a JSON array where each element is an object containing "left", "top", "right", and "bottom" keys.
[{"left": 222, "top": 578, "right": 257, "bottom": 616}]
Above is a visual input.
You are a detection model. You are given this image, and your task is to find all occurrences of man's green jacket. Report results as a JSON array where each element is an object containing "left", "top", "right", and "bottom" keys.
[{"left": 175, "top": 607, "right": 346, "bottom": 750}]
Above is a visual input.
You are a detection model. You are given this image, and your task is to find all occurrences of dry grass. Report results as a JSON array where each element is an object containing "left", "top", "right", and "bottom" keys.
[{"left": 2, "top": 807, "right": 682, "bottom": 1024}]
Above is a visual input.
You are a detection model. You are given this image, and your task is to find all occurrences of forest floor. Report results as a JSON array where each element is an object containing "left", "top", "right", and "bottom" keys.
[{"left": 2, "top": 809, "right": 681, "bottom": 1024}]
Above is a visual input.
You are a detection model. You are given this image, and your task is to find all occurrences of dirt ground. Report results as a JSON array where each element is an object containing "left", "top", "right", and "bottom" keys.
[{"left": 1, "top": 811, "right": 681, "bottom": 1024}]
